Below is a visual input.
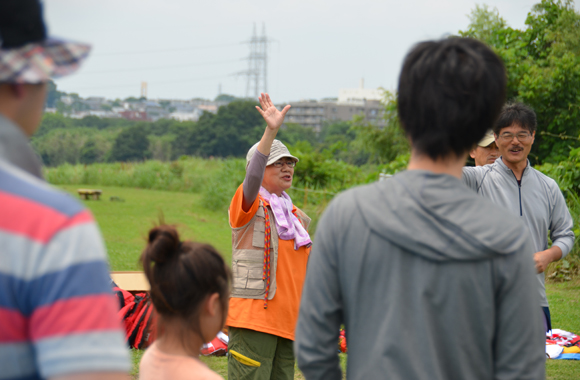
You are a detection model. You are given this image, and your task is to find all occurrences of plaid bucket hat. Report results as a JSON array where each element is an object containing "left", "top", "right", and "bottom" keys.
[{"left": 0, "top": 0, "right": 91, "bottom": 83}]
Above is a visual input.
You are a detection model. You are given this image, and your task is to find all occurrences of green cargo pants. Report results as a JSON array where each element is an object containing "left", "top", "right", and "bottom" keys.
[{"left": 228, "top": 327, "right": 294, "bottom": 380}]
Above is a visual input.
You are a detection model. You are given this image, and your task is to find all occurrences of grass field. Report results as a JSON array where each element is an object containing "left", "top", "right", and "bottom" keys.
[
  {"left": 59, "top": 185, "right": 580, "bottom": 379},
  {"left": 59, "top": 184, "right": 233, "bottom": 268}
]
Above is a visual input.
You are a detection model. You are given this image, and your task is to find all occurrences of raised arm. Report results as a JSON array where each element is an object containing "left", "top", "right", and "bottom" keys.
[{"left": 241, "top": 93, "right": 290, "bottom": 211}]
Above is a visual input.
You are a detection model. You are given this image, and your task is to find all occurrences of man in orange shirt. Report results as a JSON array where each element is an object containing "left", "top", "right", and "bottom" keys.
[{"left": 226, "top": 93, "right": 311, "bottom": 380}]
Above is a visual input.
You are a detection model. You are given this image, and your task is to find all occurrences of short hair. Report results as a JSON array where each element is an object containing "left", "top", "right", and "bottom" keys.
[
  {"left": 493, "top": 103, "right": 537, "bottom": 135},
  {"left": 398, "top": 37, "right": 506, "bottom": 160},
  {"left": 141, "top": 225, "right": 231, "bottom": 348}
]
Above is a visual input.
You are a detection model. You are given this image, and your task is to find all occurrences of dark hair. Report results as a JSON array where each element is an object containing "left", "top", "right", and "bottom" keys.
[
  {"left": 140, "top": 225, "right": 231, "bottom": 342},
  {"left": 398, "top": 37, "right": 506, "bottom": 159},
  {"left": 0, "top": 0, "right": 46, "bottom": 48},
  {"left": 493, "top": 102, "right": 537, "bottom": 135}
]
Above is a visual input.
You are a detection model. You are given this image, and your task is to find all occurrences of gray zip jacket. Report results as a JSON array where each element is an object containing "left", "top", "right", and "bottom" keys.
[
  {"left": 295, "top": 170, "right": 545, "bottom": 380},
  {"left": 463, "top": 158, "right": 574, "bottom": 307}
]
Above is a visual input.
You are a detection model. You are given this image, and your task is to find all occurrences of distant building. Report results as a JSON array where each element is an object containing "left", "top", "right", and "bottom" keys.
[
  {"left": 281, "top": 80, "right": 385, "bottom": 132},
  {"left": 83, "top": 97, "right": 108, "bottom": 110},
  {"left": 144, "top": 101, "right": 169, "bottom": 121},
  {"left": 70, "top": 110, "right": 120, "bottom": 119},
  {"left": 338, "top": 79, "right": 383, "bottom": 104},
  {"left": 60, "top": 95, "right": 74, "bottom": 105},
  {"left": 169, "top": 111, "right": 201, "bottom": 122},
  {"left": 119, "top": 110, "right": 150, "bottom": 121},
  {"left": 197, "top": 104, "right": 218, "bottom": 114}
]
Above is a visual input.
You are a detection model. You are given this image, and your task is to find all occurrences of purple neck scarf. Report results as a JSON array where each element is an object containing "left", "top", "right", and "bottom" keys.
[{"left": 259, "top": 187, "right": 312, "bottom": 250}]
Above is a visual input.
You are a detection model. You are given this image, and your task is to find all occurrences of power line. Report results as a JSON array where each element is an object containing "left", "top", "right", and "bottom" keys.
[
  {"left": 93, "top": 42, "right": 243, "bottom": 57},
  {"left": 72, "top": 74, "right": 230, "bottom": 91},
  {"left": 82, "top": 58, "right": 243, "bottom": 74}
]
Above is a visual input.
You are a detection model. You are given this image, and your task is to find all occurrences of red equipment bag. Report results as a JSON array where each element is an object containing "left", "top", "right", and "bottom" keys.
[{"left": 112, "top": 283, "right": 157, "bottom": 349}]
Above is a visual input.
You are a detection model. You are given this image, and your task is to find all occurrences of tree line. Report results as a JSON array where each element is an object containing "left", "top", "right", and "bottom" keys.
[{"left": 32, "top": 98, "right": 401, "bottom": 168}]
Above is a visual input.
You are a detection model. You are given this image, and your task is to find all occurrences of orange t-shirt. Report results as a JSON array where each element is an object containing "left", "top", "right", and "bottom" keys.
[{"left": 226, "top": 184, "right": 310, "bottom": 341}]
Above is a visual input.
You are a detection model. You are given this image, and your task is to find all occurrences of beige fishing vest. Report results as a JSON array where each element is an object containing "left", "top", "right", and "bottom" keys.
[{"left": 229, "top": 199, "right": 311, "bottom": 300}]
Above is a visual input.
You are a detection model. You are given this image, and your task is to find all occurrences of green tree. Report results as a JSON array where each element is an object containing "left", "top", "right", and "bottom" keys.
[
  {"left": 32, "top": 128, "right": 89, "bottom": 166},
  {"left": 350, "top": 91, "right": 409, "bottom": 164},
  {"left": 80, "top": 140, "right": 99, "bottom": 164},
  {"left": 277, "top": 123, "right": 318, "bottom": 146},
  {"left": 74, "top": 115, "right": 111, "bottom": 129},
  {"left": 461, "top": 4, "right": 508, "bottom": 46},
  {"left": 183, "top": 101, "right": 264, "bottom": 158},
  {"left": 110, "top": 125, "right": 151, "bottom": 162},
  {"left": 215, "top": 94, "right": 239, "bottom": 102},
  {"left": 459, "top": 0, "right": 580, "bottom": 164},
  {"left": 35, "top": 113, "right": 71, "bottom": 137},
  {"left": 149, "top": 135, "right": 175, "bottom": 161},
  {"left": 45, "top": 80, "right": 65, "bottom": 108}
]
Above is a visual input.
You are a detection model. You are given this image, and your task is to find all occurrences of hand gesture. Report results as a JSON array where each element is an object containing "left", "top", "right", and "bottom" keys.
[
  {"left": 534, "top": 250, "right": 552, "bottom": 273},
  {"left": 255, "top": 93, "right": 291, "bottom": 131}
]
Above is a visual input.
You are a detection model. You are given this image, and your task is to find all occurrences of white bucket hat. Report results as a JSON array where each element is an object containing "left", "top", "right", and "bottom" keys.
[{"left": 246, "top": 139, "right": 299, "bottom": 167}]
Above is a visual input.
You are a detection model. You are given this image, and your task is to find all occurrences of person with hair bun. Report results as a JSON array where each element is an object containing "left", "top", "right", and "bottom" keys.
[
  {"left": 226, "top": 93, "right": 312, "bottom": 380},
  {"left": 138, "top": 225, "right": 231, "bottom": 380}
]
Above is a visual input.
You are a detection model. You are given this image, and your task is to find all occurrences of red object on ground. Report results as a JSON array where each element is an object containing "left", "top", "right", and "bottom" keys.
[
  {"left": 113, "top": 285, "right": 157, "bottom": 349},
  {"left": 201, "top": 332, "right": 229, "bottom": 356},
  {"left": 339, "top": 329, "right": 348, "bottom": 353}
]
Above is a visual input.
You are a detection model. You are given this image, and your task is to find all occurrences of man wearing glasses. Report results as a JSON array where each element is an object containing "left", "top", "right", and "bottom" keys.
[{"left": 463, "top": 102, "right": 574, "bottom": 333}]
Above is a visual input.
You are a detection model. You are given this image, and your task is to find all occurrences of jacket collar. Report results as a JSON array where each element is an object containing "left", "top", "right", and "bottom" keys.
[
  {"left": 496, "top": 156, "right": 530, "bottom": 177},
  {"left": 0, "top": 114, "right": 43, "bottom": 178}
]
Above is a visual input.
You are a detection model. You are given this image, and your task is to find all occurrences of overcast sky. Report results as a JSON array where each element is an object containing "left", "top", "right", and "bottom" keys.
[{"left": 44, "top": 0, "right": 577, "bottom": 103}]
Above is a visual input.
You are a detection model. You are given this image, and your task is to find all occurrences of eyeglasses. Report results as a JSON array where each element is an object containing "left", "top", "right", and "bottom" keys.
[
  {"left": 498, "top": 132, "right": 533, "bottom": 142},
  {"left": 271, "top": 160, "right": 296, "bottom": 168}
]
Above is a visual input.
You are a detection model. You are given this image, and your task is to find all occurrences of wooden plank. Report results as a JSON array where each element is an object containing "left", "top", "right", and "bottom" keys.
[{"left": 111, "top": 271, "right": 150, "bottom": 292}]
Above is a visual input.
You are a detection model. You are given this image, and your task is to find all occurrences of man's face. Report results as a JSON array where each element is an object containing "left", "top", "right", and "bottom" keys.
[
  {"left": 495, "top": 124, "right": 535, "bottom": 167},
  {"left": 470, "top": 141, "right": 499, "bottom": 166}
]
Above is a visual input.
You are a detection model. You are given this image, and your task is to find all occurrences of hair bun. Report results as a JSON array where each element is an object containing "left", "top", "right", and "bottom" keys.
[{"left": 146, "top": 226, "right": 181, "bottom": 264}]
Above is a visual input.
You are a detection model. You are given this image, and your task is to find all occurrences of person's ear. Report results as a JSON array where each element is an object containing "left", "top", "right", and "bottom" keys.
[
  {"left": 469, "top": 149, "right": 476, "bottom": 159},
  {"left": 205, "top": 293, "right": 220, "bottom": 317}
]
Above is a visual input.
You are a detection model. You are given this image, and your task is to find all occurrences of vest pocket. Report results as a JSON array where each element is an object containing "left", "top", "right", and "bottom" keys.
[
  {"left": 233, "top": 261, "right": 264, "bottom": 290},
  {"left": 232, "top": 249, "right": 265, "bottom": 293},
  {"left": 252, "top": 220, "right": 265, "bottom": 248}
]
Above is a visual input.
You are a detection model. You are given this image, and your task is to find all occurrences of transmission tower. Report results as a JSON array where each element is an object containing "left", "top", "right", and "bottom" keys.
[{"left": 241, "top": 23, "right": 269, "bottom": 99}]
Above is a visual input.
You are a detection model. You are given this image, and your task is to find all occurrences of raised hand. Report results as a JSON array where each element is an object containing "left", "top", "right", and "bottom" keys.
[{"left": 255, "top": 93, "right": 291, "bottom": 131}]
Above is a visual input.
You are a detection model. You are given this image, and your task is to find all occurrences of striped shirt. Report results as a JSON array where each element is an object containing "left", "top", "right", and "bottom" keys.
[{"left": 0, "top": 117, "right": 129, "bottom": 379}]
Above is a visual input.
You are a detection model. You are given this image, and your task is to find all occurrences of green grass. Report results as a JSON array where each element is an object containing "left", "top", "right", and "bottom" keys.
[
  {"left": 545, "top": 279, "right": 580, "bottom": 379},
  {"left": 58, "top": 184, "right": 232, "bottom": 268},
  {"left": 60, "top": 185, "right": 579, "bottom": 379}
]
